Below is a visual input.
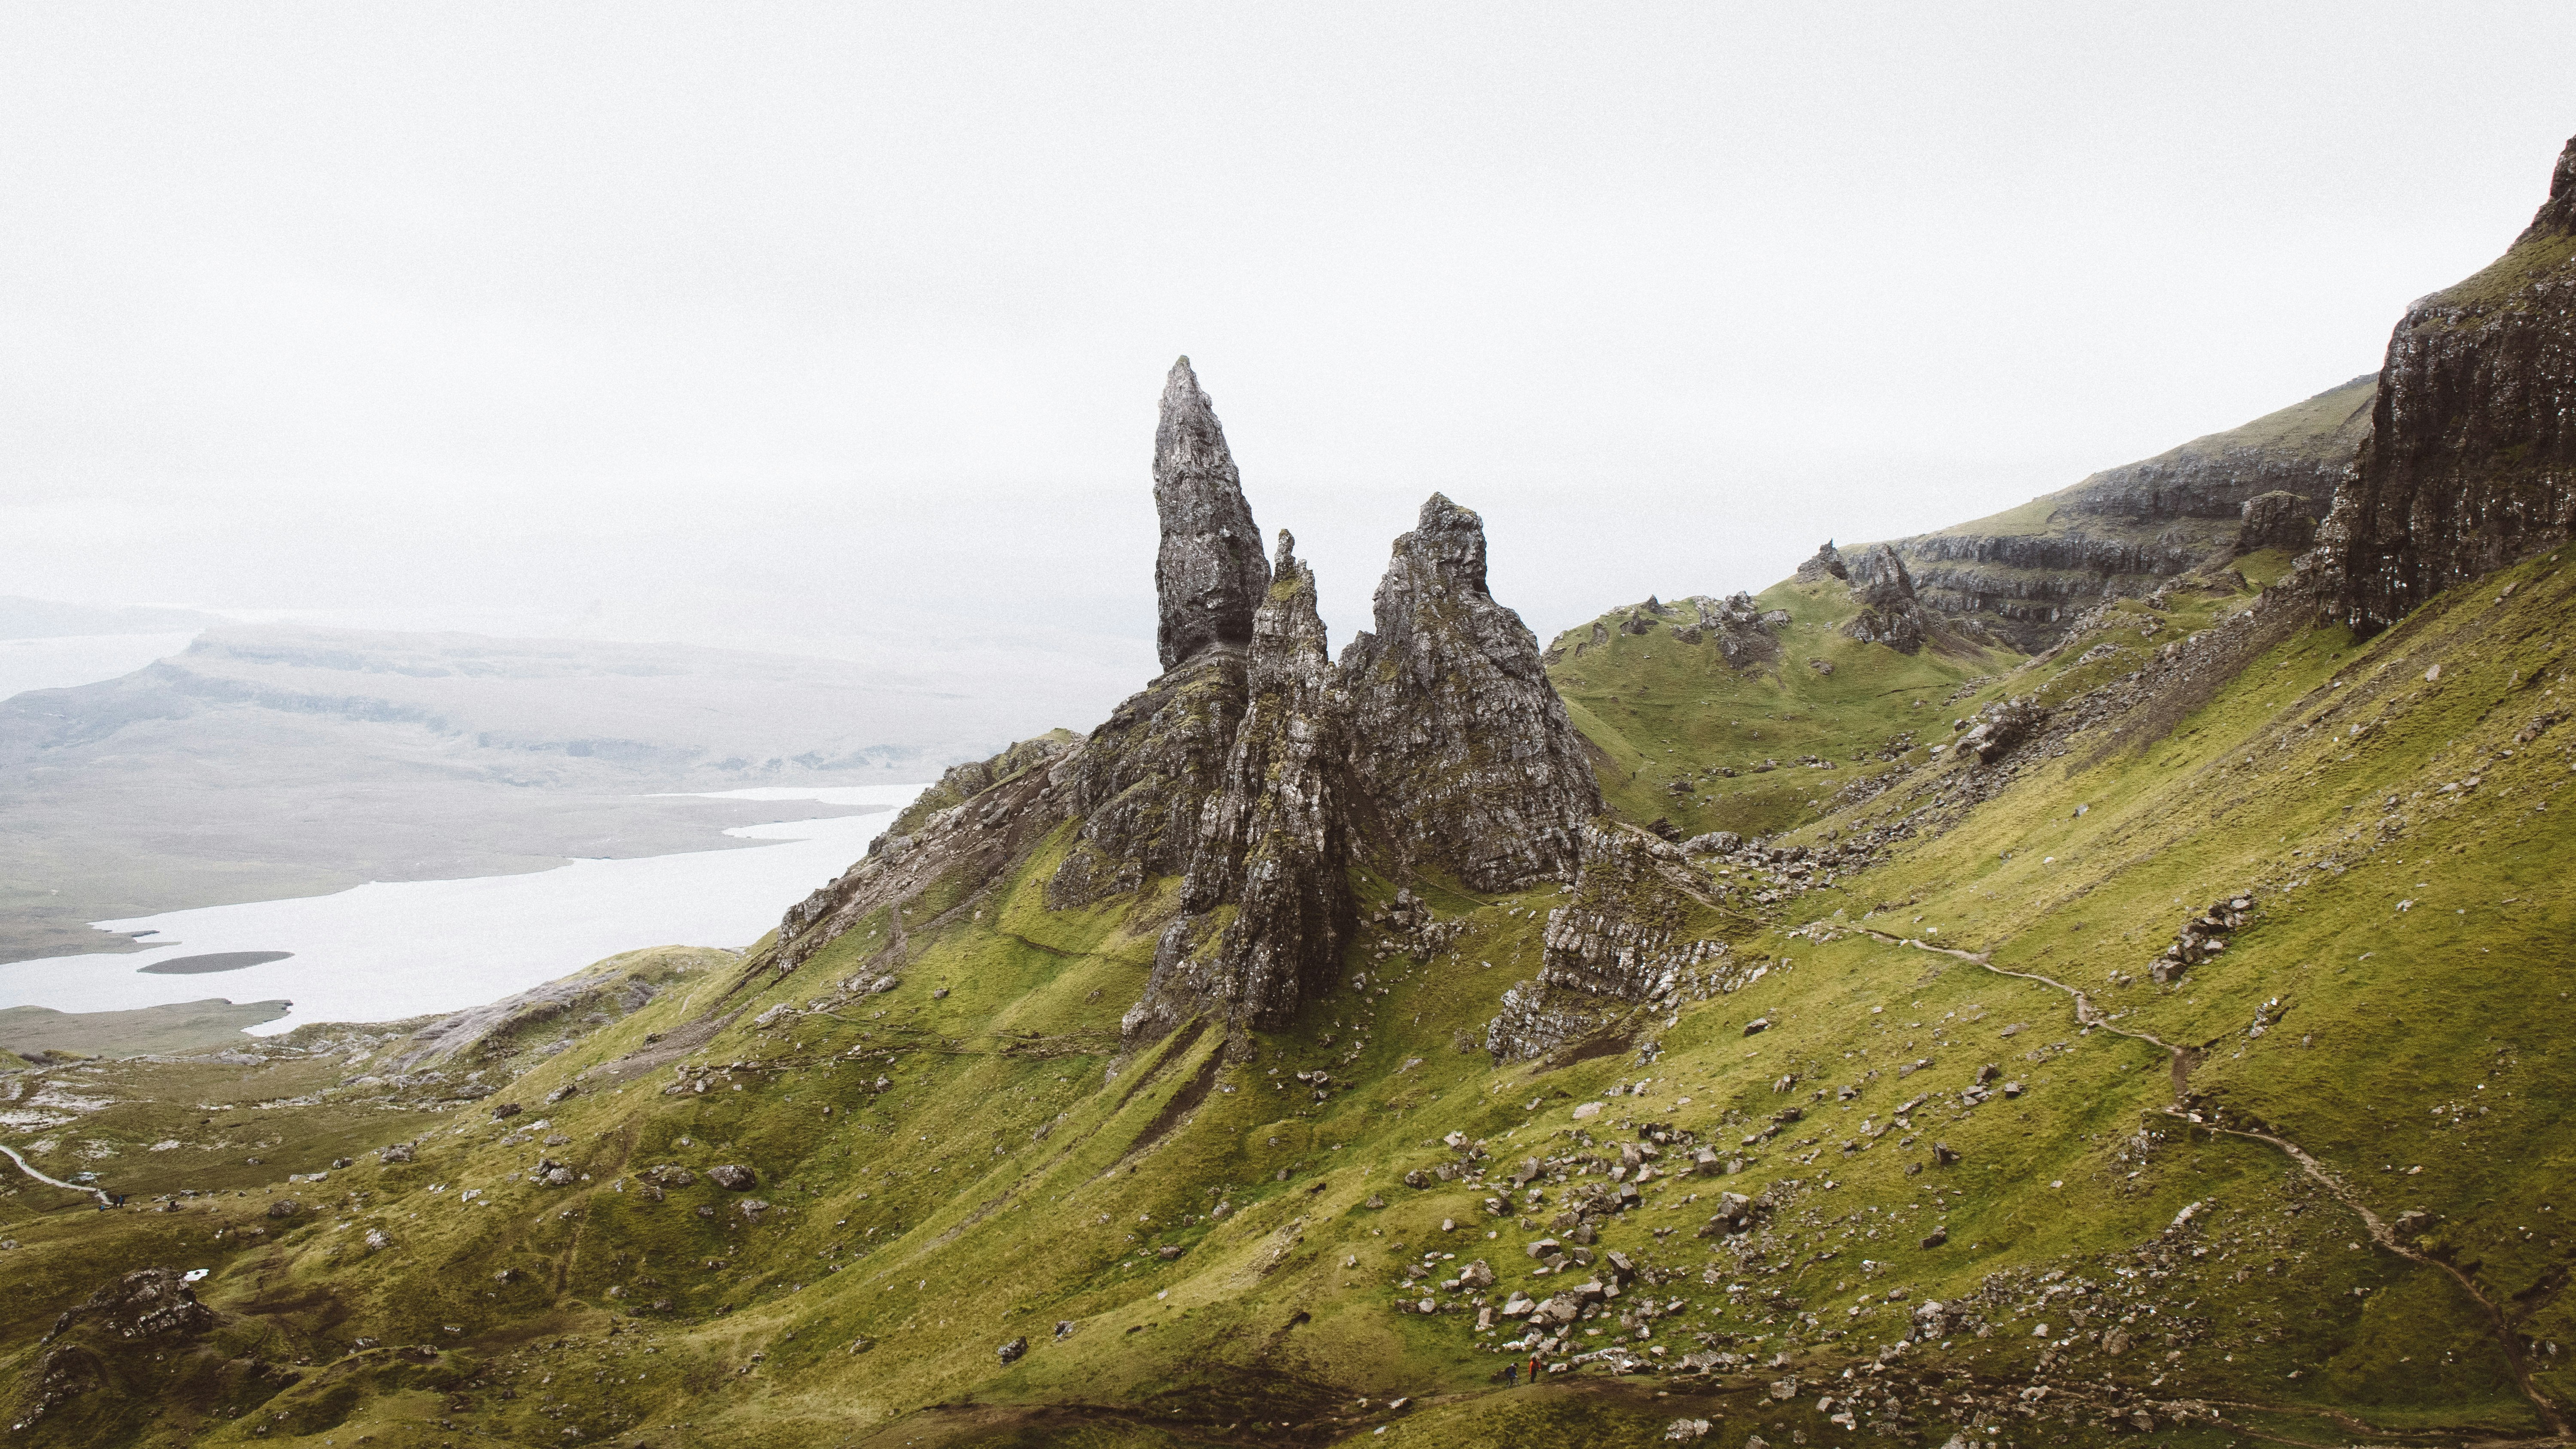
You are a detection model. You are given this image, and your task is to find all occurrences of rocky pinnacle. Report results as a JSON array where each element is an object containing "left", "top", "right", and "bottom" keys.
[
  {"left": 1153, "top": 357, "right": 1272, "bottom": 671},
  {"left": 1340, "top": 493, "right": 1601, "bottom": 891},
  {"left": 1128, "top": 529, "right": 1352, "bottom": 1039}
]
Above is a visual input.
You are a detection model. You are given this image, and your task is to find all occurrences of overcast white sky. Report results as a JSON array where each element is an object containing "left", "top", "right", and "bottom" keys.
[{"left": 3, "top": 3, "right": 2570, "bottom": 728}]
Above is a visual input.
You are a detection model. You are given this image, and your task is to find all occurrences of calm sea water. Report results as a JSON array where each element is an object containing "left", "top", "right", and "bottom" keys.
[{"left": 0, "top": 785, "right": 920, "bottom": 1033}]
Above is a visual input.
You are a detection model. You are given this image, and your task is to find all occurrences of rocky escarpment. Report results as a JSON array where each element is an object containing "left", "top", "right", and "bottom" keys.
[
  {"left": 1885, "top": 374, "right": 2374, "bottom": 650},
  {"left": 1127, "top": 534, "right": 1355, "bottom": 1039},
  {"left": 1045, "top": 652, "right": 1247, "bottom": 907},
  {"left": 2322, "top": 135, "right": 2576, "bottom": 634},
  {"left": 1153, "top": 356, "right": 1272, "bottom": 671},
  {"left": 884, "top": 729, "right": 1083, "bottom": 838},
  {"left": 1340, "top": 494, "right": 1603, "bottom": 891}
]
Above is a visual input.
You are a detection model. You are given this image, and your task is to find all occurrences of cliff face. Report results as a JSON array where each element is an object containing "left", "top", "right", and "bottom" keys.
[
  {"left": 2323, "top": 135, "right": 2576, "bottom": 633},
  {"left": 1339, "top": 494, "right": 1603, "bottom": 892},
  {"left": 1886, "top": 374, "right": 2375, "bottom": 649}
]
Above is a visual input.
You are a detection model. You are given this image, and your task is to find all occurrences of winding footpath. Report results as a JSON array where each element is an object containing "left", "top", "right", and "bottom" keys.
[
  {"left": 0, "top": 1142, "right": 114, "bottom": 1207},
  {"left": 1858, "top": 928, "right": 2568, "bottom": 1437}
]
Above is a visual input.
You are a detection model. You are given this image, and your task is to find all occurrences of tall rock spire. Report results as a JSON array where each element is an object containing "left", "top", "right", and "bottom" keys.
[
  {"left": 1339, "top": 493, "right": 1601, "bottom": 891},
  {"left": 1153, "top": 357, "right": 1271, "bottom": 671},
  {"left": 1126, "top": 530, "right": 1352, "bottom": 1042}
]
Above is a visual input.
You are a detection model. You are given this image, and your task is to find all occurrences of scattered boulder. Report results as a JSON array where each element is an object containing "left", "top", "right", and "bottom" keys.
[
  {"left": 378, "top": 1142, "right": 416, "bottom": 1165},
  {"left": 1955, "top": 697, "right": 2046, "bottom": 765},
  {"left": 997, "top": 1336, "right": 1029, "bottom": 1366},
  {"left": 708, "top": 1164, "right": 757, "bottom": 1191}
]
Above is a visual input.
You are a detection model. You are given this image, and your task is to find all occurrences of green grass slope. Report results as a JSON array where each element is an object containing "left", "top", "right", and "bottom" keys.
[
  {"left": 1546, "top": 584, "right": 2019, "bottom": 839},
  {"left": 6, "top": 551, "right": 2574, "bottom": 1449}
]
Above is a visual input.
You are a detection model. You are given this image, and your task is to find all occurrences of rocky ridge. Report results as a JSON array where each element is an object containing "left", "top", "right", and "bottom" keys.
[
  {"left": 1128, "top": 533, "right": 1355, "bottom": 1039},
  {"left": 1880, "top": 374, "right": 2375, "bottom": 649}
]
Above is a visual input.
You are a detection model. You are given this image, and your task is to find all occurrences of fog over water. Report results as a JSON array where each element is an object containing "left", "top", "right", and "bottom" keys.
[{"left": 0, "top": 787, "right": 919, "bottom": 1031}]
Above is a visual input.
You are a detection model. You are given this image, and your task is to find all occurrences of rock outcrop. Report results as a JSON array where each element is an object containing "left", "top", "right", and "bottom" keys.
[
  {"left": 1153, "top": 356, "right": 1271, "bottom": 671},
  {"left": 1838, "top": 544, "right": 1929, "bottom": 653},
  {"left": 2322, "top": 135, "right": 2576, "bottom": 634},
  {"left": 1340, "top": 494, "right": 1601, "bottom": 892},
  {"left": 2235, "top": 491, "right": 2318, "bottom": 553},
  {"left": 1127, "top": 533, "right": 1354, "bottom": 1039},
  {"left": 1885, "top": 375, "right": 2373, "bottom": 649},
  {"left": 1485, "top": 823, "right": 1741, "bottom": 1060},
  {"left": 765, "top": 366, "right": 1600, "bottom": 1048},
  {"left": 1047, "top": 652, "right": 1247, "bottom": 907},
  {"left": 1794, "top": 542, "right": 1849, "bottom": 583}
]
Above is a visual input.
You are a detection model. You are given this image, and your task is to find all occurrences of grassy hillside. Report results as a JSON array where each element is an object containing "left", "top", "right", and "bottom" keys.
[
  {"left": 6, "top": 547, "right": 2574, "bottom": 1448},
  {"left": 1546, "top": 584, "right": 2019, "bottom": 840}
]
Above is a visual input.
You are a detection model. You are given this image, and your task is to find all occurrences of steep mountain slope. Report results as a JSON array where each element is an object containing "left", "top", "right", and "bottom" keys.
[
  {"left": 7, "top": 136, "right": 2576, "bottom": 1449},
  {"left": 1885, "top": 373, "right": 2375, "bottom": 649}
]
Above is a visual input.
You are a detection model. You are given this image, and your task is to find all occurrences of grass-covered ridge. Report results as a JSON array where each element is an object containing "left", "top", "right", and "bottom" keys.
[{"left": 6, "top": 545, "right": 2575, "bottom": 1447}]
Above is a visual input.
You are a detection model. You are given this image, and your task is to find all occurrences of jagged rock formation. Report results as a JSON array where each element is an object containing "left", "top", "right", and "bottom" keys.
[
  {"left": 2323, "top": 135, "right": 2576, "bottom": 634},
  {"left": 764, "top": 370, "right": 1598, "bottom": 1045},
  {"left": 1127, "top": 534, "right": 1354, "bottom": 1039},
  {"left": 1048, "top": 362, "right": 1279, "bottom": 905},
  {"left": 2236, "top": 491, "right": 2318, "bottom": 553},
  {"left": 1838, "top": 544, "right": 1929, "bottom": 653},
  {"left": 1152, "top": 356, "right": 1271, "bottom": 671},
  {"left": 1340, "top": 494, "right": 1601, "bottom": 892},
  {"left": 1885, "top": 375, "right": 2374, "bottom": 649},
  {"left": 1485, "top": 823, "right": 1743, "bottom": 1060},
  {"left": 1794, "top": 542, "right": 1849, "bottom": 583}
]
